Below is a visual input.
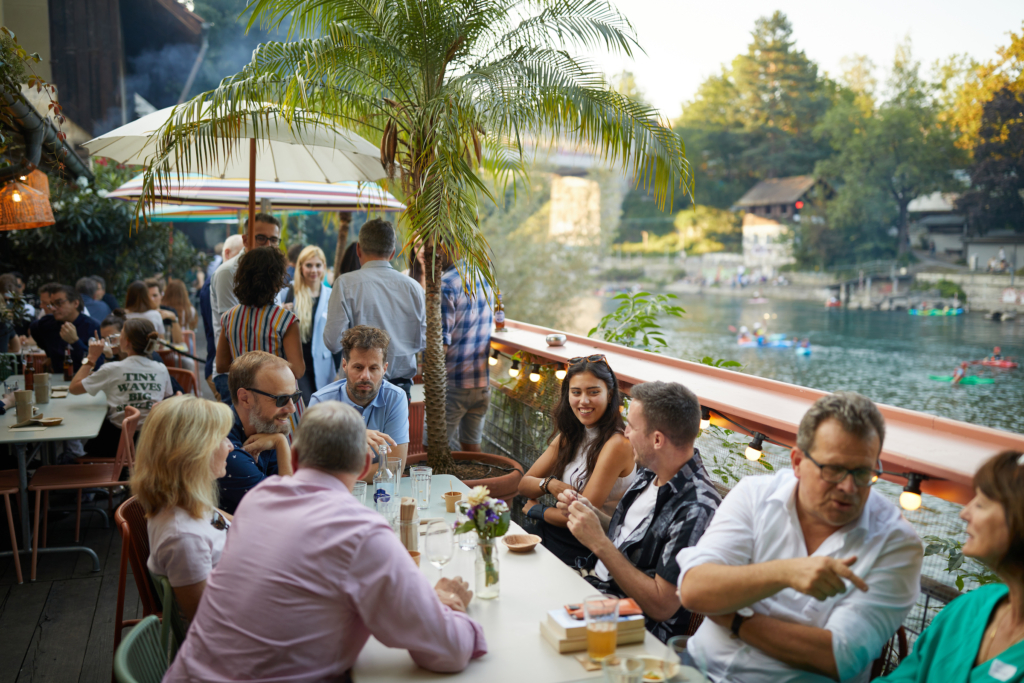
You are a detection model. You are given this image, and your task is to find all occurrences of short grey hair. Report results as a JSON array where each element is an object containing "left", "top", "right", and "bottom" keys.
[
  {"left": 358, "top": 218, "right": 396, "bottom": 257},
  {"left": 797, "top": 391, "right": 885, "bottom": 456},
  {"left": 293, "top": 401, "right": 367, "bottom": 473}
]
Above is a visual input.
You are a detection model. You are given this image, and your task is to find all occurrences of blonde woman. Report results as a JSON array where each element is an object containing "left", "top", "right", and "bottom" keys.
[
  {"left": 132, "top": 395, "right": 234, "bottom": 619},
  {"left": 277, "top": 245, "right": 335, "bottom": 401},
  {"left": 162, "top": 278, "right": 198, "bottom": 331}
]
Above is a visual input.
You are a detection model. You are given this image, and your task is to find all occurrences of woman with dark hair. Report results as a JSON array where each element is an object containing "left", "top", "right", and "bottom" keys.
[
  {"left": 69, "top": 318, "right": 173, "bottom": 457},
  {"left": 339, "top": 242, "right": 361, "bottom": 276},
  {"left": 215, "top": 247, "right": 304, "bottom": 380},
  {"left": 518, "top": 355, "right": 636, "bottom": 567},
  {"left": 124, "top": 280, "right": 182, "bottom": 342},
  {"left": 879, "top": 450, "right": 1024, "bottom": 682}
]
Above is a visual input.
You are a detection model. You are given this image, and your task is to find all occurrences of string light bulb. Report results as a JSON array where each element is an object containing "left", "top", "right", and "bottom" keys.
[
  {"left": 555, "top": 363, "right": 567, "bottom": 380},
  {"left": 900, "top": 474, "right": 924, "bottom": 511},
  {"left": 11, "top": 191, "right": 21, "bottom": 203},
  {"left": 744, "top": 433, "right": 765, "bottom": 461},
  {"left": 508, "top": 359, "right": 520, "bottom": 378},
  {"left": 529, "top": 364, "right": 541, "bottom": 383},
  {"left": 488, "top": 348, "right": 499, "bottom": 366},
  {"left": 700, "top": 407, "right": 711, "bottom": 431}
]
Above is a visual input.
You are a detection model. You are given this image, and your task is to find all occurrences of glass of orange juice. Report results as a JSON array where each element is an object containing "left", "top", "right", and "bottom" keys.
[{"left": 584, "top": 594, "right": 619, "bottom": 662}]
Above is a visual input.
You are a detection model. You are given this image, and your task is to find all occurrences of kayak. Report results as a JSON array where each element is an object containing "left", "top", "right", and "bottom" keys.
[
  {"left": 910, "top": 308, "right": 964, "bottom": 316},
  {"left": 978, "top": 360, "right": 1018, "bottom": 368},
  {"left": 796, "top": 346, "right": 812, "bottom": 356},
  {"left": 929, "top": 375, "right": 995, "bottom": 385},
  {"left": 738, "top": 339, "right": 795, "bottom": 348}
]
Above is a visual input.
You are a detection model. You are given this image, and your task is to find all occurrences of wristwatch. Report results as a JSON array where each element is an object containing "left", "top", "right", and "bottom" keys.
[{"left": 731, "top": 607, "right": 754, "bottom": 638}]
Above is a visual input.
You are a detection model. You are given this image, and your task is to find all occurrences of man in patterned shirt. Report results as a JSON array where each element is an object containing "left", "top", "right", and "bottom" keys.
[
  {"left": 557, "top": 381, "right": 721, "bottom": 642},
  {"left": 440, "top": 259, "right": 494, "bottom": 451}
]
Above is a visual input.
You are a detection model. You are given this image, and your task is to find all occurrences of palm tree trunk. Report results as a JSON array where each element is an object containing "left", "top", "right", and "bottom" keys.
[
  {"left": 333, "top": 211, "right": 352, "bottom": 278},
  {"left": 423, "top": 243, "right": 456, "bottom": 474}
]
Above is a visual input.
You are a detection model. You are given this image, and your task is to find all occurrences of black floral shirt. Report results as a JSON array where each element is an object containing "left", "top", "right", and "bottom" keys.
[{"left": 582, "top": 450, "right": 721, "bottom": 642}]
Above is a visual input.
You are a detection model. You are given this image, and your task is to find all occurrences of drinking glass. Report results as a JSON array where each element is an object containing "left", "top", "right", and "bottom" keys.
[
  {"left": 352, "top": 481, "right": 367, "bottom": 505},
  {"left": 377, "top": 495, "right": 399, "bottom": 529},
  {"left": 424, "top": 520, "right": 454, "bottom": 578},
  {"left": 410, "top": 466, "right": 432, "bottom": 509},
  {"left": 601, "top": 655, "right": 644, "bottom": 683},
  {"left": 665, "top": 635, "right": 708, "bottom": 680},
  {"left": 387, "top": 456, "right": 404, "bottom": 495},
  {"left": 584, "top": 594, "right": 619, "bottom": 663},
  {"left": 456, "top": 501, "right": 477, "bottom": 551}
]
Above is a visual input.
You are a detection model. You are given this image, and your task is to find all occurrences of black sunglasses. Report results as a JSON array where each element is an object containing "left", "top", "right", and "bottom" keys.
[
  {"left": 246, "top": 387, "right": 302, "bottom": 408},
  {"left": 568, "top": 354, "right": 608, "bottom": 366}
]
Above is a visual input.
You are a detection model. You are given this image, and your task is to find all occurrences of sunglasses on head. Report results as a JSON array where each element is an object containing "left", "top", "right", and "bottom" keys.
[
  {"left": 246, "top": 387, "right": 302, "bottom": 408},
  {"left": 568, "top": 354, "right": 608, "bottom": 367}
]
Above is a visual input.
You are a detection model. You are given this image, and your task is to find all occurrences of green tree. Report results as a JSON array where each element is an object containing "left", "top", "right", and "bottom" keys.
[
  {"left": 815, "top": 41, "right": 963, "bottom": 259},
  {"left": 142, "top": 0, "right": 691, "bottom": 473}
]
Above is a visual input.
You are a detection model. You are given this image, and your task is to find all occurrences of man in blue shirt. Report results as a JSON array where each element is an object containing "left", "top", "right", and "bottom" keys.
[
  {"left": 218, "top": 351, "right": 297, "bottom": 513},
  {"left": 29, "top": 285, "right": 100, "bottom": 373},
  {"left": 310, "top": 325, "right": 409, "bottom": 482}
]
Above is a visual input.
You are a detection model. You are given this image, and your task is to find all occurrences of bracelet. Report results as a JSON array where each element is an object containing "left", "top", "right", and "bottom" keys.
[
  {"left": 527, "top": 504, "right": 547, "bottom": 521},
  {"left": 540, "top": 476, "right": 553, "bottom": 495}
]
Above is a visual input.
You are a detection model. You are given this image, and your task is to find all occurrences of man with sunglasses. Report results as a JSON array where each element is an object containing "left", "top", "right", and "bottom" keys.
[
  {"left": 677, "top": 392, "right": 923, "bottom": 683},
  {"left": 28, "top": 285, "right": 100, "bottom": 374},
  {"left": 217, "top": 351, "right": 297, "bottom": 514},
  {"left": 209, "top": 213, "right": 282, "bottom": 404}
]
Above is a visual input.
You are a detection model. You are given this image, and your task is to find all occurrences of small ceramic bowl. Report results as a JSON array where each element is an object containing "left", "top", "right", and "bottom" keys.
[
  {"left": 503, "top": 533, "right": 541, "bottom": 553},
  {"left": 545, "top": 333, "right": 567, "bottom": 346},
  {"left": 37, "top": 417, "right": 63, "bottom": 427}
]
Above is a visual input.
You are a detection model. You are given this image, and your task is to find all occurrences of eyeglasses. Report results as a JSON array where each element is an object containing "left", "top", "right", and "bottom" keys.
[
  {"left": 210, "top": 509, "right": 231, "bottom": 531},
  {"left": 47, "top": 298, "right": 68, "bottom": 308},
  {"left": 568, "top": 354, "right": 608, "bottom": 366},
  {"left": 246, "top": 387, "right": 302, "bottom": 408},
  {"left": 803, "top": 452, "right": 882, "bottom": 487},
  {"left": 254, "top": 235, "right": 281, "bottom": 246}
]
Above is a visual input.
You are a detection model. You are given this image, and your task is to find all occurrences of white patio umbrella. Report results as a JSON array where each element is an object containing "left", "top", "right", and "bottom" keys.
[
  {"left": 108, "top": 174, "right": 406, "bottom": 213},
  {"left": 82, "top": 103, "right": 389, "bottom": 248}
]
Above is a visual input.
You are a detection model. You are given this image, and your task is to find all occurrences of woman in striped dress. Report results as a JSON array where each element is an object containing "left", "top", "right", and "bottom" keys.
[{"left": 215, "top": 247, "right": 305, "bottom": 381}]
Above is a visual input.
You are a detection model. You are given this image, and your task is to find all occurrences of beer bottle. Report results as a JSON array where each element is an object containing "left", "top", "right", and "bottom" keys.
[
  {"left": 23, "top": 354, "right": 34, "bottom": 390},
  {"left": 63, "top": 347, "right": 73, "bottom": 381},
  {"left": 494, "top": 291, "right": 505, "bottom": 332}
]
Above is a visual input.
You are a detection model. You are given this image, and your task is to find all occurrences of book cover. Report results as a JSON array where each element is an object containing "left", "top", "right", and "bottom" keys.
[{"left": 539, "top": 619, "right": 646, "bottom": 654}]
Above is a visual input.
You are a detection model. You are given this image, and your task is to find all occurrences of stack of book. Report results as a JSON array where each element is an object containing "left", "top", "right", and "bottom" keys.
[{"left": 539, "top": 608, "right": 646, "bottom": 653}]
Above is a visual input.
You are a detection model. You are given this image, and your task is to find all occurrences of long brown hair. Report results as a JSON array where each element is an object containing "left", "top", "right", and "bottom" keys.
[
  {"left": 549, "top": 359, "right": 625, "bottom": 491},
  {"left": 162, "top": 278, "right": 196, "bottom": 329},
  {"left": 124, "top": 280, "right": 155, "bottom": 312}
]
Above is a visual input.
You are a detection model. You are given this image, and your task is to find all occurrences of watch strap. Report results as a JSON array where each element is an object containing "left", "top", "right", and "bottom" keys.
[{"left": 730, "top": 612, "right": 747, "bottom": 638}]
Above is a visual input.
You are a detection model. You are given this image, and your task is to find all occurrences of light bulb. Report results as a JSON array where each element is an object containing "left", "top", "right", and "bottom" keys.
[
  {"left": 555, "top": 364, "right": 567, "bottom": 380},
  {"left": 901, "top": 474, "right": 924, "bottom": 511},
  {"left": 700, "top": 407, "right": 711, "bottom": 431},
  {"left": 11, "top": 192, "right": 21, "bottom": 203},
  {"left": 744, "top": 433, "right": 764, "bottom": 461},
  {"left": 529, "top": 364, "right": 541, "bottom": 383},
  {"left": 508, "top": 359, "right": 520, "bottom": 378},
  {"left": 488, "top": 349, "right": 499, "bottom": 366},
  {"left": 899, "top": 491, "right": 922, "bottom": 511},
  {"left": 18, "top": 175, "right": 26, "bottom": 181}
]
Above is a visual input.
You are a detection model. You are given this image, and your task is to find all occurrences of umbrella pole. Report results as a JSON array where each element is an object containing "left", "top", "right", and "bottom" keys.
[{"left": 247, "top": 137, "right": 256, "bottom": 250}]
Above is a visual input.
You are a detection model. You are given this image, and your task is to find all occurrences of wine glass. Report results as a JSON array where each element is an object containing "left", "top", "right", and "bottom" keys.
[{"left": 424, "top": 520, "right": 454, "bottom": 578}]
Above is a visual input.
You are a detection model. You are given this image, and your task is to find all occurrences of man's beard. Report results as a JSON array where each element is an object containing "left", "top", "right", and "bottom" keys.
[
  {"left": 349, "top": 381, "right": 380, "bottom": 404},
  {"left": 250, "top": 410, "right": 291, "bottom": 435}
]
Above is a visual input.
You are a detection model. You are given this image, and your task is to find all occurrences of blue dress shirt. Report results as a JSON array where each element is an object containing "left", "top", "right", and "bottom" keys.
[
  {"left": 218, "top": 407, "right": 279, "bottom": 514},
  {"left": 309, "top": 378, "right": 410, "bottom": 458}
]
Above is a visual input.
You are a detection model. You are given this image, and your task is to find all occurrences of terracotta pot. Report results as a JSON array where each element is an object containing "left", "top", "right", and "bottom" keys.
[{"left": 407, "top": 451, "right": 523, "bottom": 505}]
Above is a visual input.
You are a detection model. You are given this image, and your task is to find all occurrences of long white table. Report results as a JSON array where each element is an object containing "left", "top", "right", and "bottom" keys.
[
  {"left": 354, "top": 474, "right": 661, "bottom": 681},
  {"left": 1, "top": 374, "right": 108, "bottom": 574}
]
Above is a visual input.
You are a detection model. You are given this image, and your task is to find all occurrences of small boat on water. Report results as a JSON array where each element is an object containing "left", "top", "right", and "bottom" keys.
[
  {"left": 910, "top": 307, "right": 964, "bottom": 317},
  {"left": 929, "top": 375, "right": 995, "bottom": 385},
  {"left": 738, "top": 333, "right": 796, "bottom": 348},
  {"left": 977, "top": 359, "right": 1018, "bottom": 369},
  {"left": 825, "top": 297, "right": 842, "bottom": 308}
]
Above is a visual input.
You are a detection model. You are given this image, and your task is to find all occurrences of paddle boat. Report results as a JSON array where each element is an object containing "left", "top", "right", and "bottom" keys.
[{"left": 909, "top": 307, "right": 964, "bottom": 316}]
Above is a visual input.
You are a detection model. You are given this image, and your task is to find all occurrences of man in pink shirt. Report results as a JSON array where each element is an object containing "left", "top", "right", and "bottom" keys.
[{"left": 165, "top": 401, "right": 487, "bottom": 682}]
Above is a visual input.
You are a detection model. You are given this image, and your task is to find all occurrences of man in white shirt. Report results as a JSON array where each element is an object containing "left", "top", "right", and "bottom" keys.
[
  {"left": 209, "top": 215, "right": 281, "bottom": 404},
  {"left": 676, "top": 391, "right": 923, "bottom": 683}
]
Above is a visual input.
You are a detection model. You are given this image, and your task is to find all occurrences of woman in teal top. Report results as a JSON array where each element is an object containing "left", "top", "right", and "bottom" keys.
[{"left": 881, "top": 450, "right": 1024, "bottom": 683}]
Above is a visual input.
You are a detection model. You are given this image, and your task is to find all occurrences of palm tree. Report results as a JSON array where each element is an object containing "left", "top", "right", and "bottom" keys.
[{"left": 140, "top": 0, "right": 691, "bottom": 474}]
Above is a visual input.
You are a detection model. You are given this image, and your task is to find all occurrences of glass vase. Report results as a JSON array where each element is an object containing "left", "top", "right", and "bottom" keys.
[{"left": 475, "top": 537, "right": 500, "bottom": 600}]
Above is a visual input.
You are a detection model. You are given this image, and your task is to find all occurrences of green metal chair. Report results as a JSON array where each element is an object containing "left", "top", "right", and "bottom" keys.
[
  {"left": 150, "top": 573, "right": 189, "bottom": 663},
  {"left": 113, "top": 615, "right": 167, "bottom": 683}
]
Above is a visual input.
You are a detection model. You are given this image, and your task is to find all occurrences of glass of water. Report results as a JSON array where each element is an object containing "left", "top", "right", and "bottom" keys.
[
  {"left": 424, "top": 520, "right": 454, "bottom": 578},
  {"left": 456, "top": 501, "right": 477, "bottom": 551},
  {"left": 352, "top": 481, "right": 367, "bottom": 505},
  {"left": 410, "top": 466, "right": 432, "bottom": 509}
]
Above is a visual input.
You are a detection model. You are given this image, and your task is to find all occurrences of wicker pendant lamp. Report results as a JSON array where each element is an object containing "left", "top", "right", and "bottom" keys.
[
  {"left": 0, "top": 180, "right": 54, "bottom": 231},
  {"left": 21, "top": 169, "right": 50, "bottom": 195}
]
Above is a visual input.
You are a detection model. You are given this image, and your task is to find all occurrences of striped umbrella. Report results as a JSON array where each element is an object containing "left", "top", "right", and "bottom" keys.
[{"left": 108, "top": 174, "right": 405, "bottom": 212}]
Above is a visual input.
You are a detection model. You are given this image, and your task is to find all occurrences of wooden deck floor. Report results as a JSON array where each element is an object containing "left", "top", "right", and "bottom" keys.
[{"left": 0, "top": 493, "right": 139, "bottom": 683}]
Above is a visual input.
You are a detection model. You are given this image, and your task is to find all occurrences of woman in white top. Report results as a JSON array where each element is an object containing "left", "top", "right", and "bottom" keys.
[
  {"left": 123, "top": 280, "right": 183, "bottom": 343},
  {"left": 131, "top": 394, "right": 234, "bottom": 619},
  {"left": 518, "top": 355, "right": 636, "bottom": 567},
  {"left": 277, "top": 245, "right": 335, "bottom": 403},
  {"left": 70, "top": 318, "right": 174, "bottom": 459}
]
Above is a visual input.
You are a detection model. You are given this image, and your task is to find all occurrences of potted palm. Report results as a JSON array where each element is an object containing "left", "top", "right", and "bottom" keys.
[{"left": 139, "top": 0, "right": 691, "bottom": 477}]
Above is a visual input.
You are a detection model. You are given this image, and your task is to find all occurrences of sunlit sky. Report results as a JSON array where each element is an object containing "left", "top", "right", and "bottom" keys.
[{"left": 581, "top": 1, "right": 1023, "bottom": 117}]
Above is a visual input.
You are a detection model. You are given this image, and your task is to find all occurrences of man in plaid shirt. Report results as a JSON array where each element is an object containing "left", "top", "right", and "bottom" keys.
[{"left": 441, "top": 260, "right": 494, "bottom": 452}]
